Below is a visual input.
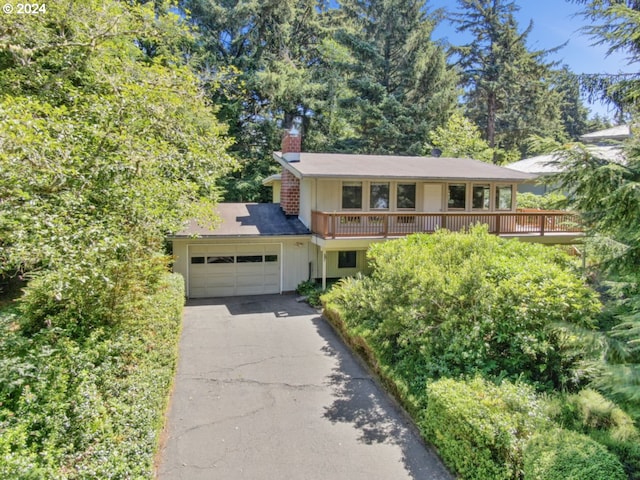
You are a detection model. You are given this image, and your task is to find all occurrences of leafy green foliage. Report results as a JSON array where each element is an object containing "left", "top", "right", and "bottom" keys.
[
  {"left": 422, "top": 377, "right": 548, "bottom": 480},
  {"left": 330, "top": 0, "right": 458, "bottom": 154},
  {"left": 450, "top": 0, "right": 569, "bottom": 159},
  {"left": 523, "top": 428, "right": 626, "bottom": 480},
  {"left": 0, "top": 273, "right": 184, "bottom": 478},
  {"left": 428, "top": 112, "right": 495, "bottom": 162},
  {"left": 0, "top": 0, "right": 234, "bottom": 332},
  {"left": 547, "top": 389, "right": 640, "bottom": 479},
  {"left": 296, "top": 280, "right": 324, "bottom": 307},
  {"left": 570, "top": 0, "right": 640, "bottom": 114},
  {"left": 549, "top": 133, "right": 640, "bottom": 417},
  {"left": 324, "top": 227, "right": 602, "bottom": 392},
  {"left": 517, "top": 192, "right": 567, "bottom": 210}
]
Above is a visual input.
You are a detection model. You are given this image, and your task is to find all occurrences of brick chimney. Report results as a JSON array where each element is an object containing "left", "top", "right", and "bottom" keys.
[{"left": 280, "top": 122, "right": 301, "bottom": 216}]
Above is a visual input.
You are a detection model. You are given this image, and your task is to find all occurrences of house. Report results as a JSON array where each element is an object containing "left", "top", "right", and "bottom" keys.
[
  {"left": 506, "top": 125, "right": 630, "bottom": 195},
  {"left": 170, "top": 127, "right": 582, "bottom": 298}
]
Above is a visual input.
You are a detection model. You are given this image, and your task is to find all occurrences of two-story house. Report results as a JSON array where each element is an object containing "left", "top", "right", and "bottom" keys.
[{"left": 170, "top": 127, "right": 582, "bottom": 298}]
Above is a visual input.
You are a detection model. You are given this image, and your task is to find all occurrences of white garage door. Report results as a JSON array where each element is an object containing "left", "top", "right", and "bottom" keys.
[{"left": 188, "top": 244, "right": 281, "bottom": 298}]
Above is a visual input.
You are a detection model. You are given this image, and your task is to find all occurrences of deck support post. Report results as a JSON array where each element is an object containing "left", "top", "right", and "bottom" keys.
[{"left": 322, "top": 250, "right": 327, "bottom": 290}]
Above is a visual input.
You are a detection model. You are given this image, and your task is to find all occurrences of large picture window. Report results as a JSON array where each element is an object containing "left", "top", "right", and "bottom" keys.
[
  {"left": 472, "top": 185, "right": 490, "bottom": 210},
  {"left": 342, "top": 182, "right": 362, "bottom": 209},
  {"left": 448, "top": 184, "right": 466, "bottom": 209},
  {"left": 338, "top": 251, "right": 357, "bottom": 269},
  {"left": 496, "top": 185, "right": 513, "bottom": 210},
  {"left": 397, "top": 183, "right": 416, "bottom": 209},
  {"left": 370, "top": 182, "right": 390, "bottom": 209}
]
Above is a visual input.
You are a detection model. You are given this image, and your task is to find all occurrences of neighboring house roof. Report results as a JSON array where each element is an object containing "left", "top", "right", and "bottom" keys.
[
  {"left": 262, "top": 173, "right": 281, "bottom": 186},
  {"left": 273, "top": 152, "right": 534, "bottom": 182},
  {"left": 580, "top": 125, "right": 631, "bottom": 143},
  {"left": 171, "top": 203, "right": 310, "bottom": 237},
  {"left": 506, "top": 145, "right": 626, "bottom": 176}
]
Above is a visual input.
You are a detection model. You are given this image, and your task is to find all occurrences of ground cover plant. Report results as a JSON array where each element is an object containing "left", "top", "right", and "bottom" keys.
[{"left": 0, "top": 273, "right": 184, "bottom": 478}]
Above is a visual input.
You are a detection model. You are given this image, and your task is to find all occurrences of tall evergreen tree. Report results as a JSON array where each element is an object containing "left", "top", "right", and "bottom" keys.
[
  {"left": 450, "top": 0, "right": 567, "bottom": 162},
  {"left": 330, "top": 0, "right": 459, "bottom": 154},
  {"left": 569, "top": 0, "right": 640, "bottom": 116},
  {"left": 180, "top": 0, "right": 330, "bottom": 201},
  {"left": 552, "top": 66, "right": 591, "bottom": 140}
]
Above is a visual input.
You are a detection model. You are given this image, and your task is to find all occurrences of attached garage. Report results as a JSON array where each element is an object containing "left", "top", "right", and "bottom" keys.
[
  {"left": 170, "top": 203, "right": 311, "bottom": 298},
  {"left": 188, "top": 244, "right": 281, "bottom": 298}
]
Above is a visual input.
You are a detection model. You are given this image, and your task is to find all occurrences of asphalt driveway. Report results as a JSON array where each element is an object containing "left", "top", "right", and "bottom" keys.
[{"left": 156, "top": 294, "right": 451, "bottom": 480}]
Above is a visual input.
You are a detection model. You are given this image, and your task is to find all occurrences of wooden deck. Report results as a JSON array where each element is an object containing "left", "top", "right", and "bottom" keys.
[{"left": 310, "top": 210, "right": 582, "bottom": 239}]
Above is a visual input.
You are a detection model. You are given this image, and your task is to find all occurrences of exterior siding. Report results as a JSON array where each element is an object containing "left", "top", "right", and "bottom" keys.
[
  {"left": 308, "top": 179, "right": 517, "bottom": 214},
  {"left": 298, "top": 178, "right": 314, "bottom": 228}
]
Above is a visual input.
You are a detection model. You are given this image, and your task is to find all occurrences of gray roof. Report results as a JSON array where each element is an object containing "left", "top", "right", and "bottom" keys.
[
  {"left": 506, "top": 146, "right": 626, "bottom": 175},
  {"left": 580, "top": 125, "right": 631, "bottom": 143},
  {"left": 273, "top": 152, "right": 534, "bottom": 182},
  {"left": 172, "top": 203, "right": 310, "bottom": 237}
]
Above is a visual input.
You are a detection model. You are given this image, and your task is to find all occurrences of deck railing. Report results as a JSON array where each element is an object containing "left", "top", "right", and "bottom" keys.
[{"left": 310, "top": 210, "right": 582, "bottom": 239}]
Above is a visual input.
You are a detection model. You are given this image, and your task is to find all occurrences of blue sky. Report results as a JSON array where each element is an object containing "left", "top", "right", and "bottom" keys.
[{"left": 427, "top": 0, "right": 634, "bottom": 118}]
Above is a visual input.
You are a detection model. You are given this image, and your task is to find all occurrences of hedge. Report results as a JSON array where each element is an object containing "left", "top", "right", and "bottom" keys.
[
  {"left": 421, "top": 376, "right": 547, "bottom": 480},
  {"left": 548, "top": 389, "right": 640, "bottom": 479},
  {"left": 523, "top": 428, "right": 626, "bottom": 480},
  {"left": 0, "top": 272, "right": 184, "bottom": 479}
]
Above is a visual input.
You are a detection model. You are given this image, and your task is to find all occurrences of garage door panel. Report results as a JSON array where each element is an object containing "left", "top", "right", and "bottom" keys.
[{"left": 188, "top": 245, "right": 281, "bottom": 298}]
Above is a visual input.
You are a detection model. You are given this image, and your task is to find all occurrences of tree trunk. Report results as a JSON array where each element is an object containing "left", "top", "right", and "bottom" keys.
[{"left": 487, "top": 92, "right": 497, "bottom": 163}]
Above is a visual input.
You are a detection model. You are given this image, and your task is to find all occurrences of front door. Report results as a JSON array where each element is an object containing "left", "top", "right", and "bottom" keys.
[{"left": 423, "top": 183, "right": 443, "bottom": 212}]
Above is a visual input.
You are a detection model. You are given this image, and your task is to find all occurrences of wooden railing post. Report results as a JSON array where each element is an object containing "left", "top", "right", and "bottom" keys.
[
  {"left": 540, "top": 214, "right": 546, "bottom": 236},
  {"left": 441, "top": 214, "right": 446, "bottom": 230},
  {"left": 331, "top": 213, "right": 336, "bottom": 239},
  {"left": 383, "top": 215, "right": 389, "bottom": 237},
  {"left": 495, "top": 214, "right": 501, "bottom": 235}
]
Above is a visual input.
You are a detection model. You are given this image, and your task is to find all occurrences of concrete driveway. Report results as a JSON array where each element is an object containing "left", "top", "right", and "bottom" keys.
[{"left": 156, "top": 294, "right": 451, "bottom": 480}]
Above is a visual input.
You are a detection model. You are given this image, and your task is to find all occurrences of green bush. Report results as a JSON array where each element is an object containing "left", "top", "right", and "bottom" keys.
[
  {"left": 0, "top": 272, "right": 184, "bottom": 478},
  {"left": 517, "top": 192, "right": 567, "bottom": 210},
  {"left": 421, "top": 376, "right": 548, "bottom": 480},
  {"left": 523, "top": 428, "right": 626, "bottom": 480},
  {"left": 323, "top": 227, "right": 602, "bottom": 392},
  {"left": 547, "top": 389, "right": 640, "bottom": 479},
  {"left": 296, "top": 279, "right": 326, "bottom": 307}
]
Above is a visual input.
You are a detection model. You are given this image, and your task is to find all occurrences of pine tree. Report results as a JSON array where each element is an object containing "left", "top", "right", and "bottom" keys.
[
  {"left": 180, "top": 0, "right": 331, "bottom": 201},
  {"left": 569, "top": 0, "right": 640, "bottom": 116},
  {"left": 450, "top": 0, "right": 567, "bottom": 161},
  {"left": 330, "top": 0, "right": 458, "bottom": 155}
]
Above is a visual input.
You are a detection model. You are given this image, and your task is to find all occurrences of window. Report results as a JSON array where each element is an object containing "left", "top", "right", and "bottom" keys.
[
  {"left": 342, "top": 182, "right": 362, "bottom": 209},
  {"left": 496, "top": 185, "right": 513, "bottom": 210},
  {"left": 190, "top": 256, "right": 205, "bottom": 264},
  {"left": 472, "top": 185, "right": 490, "bottom": 210},
  {"left": 237, "top": 255, "right": 263, "bottom": 263},
  {"left": 338, "top": 251, "right": 357, "bottom": 269},
  {"left": 397, "top": 183, "right": 416, "bottom": 209},
  {"left": 207, "top": 256, "right": 234, "bottom": 264},
  {"left": 265, "top": 255, "right": 278, "bottom": 262},
  {"left": 448, "top": 184, "right": 466, "bottom": 209},
  {"left": 370, "top": 182, "right": 390, "bottom": 209}
]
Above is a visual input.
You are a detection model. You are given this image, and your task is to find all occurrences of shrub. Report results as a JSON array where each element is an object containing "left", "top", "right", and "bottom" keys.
[
  {"left": 0, "top": 272, "right": 184, "bottom": 478},
  {"left": 523, "top": 428, "right": 626, "bottom": 480},
  {"left": 323, "top": 227, "right": 602, "bottom": 392},
  {"left": 547, "top": 389, "right": 640, "bottom": 479},
  {"left": 421, "top": 376, "right": 548, "bottom": 480}
]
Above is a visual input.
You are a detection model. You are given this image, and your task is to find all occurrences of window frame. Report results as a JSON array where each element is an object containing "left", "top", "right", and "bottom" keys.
[
  {"left": 337, "top": 250, "right": 357, "bottom": 269},
  {"left": 447, "top": 184, "right": 467, "bottom": 210},
  {"left": 369, "top": 182, "right": 390, "bottom": 210},
  {"left": 472, "top": 184, "right": 491, "bottom": 211},
  {"left": 495, "top": 185, "right": 514, "bottom": 211},
  {"left": 396, "top": 183, "right": 417, "bottom": 210},
  {"left": 341, "top": 181, "right": 363, "bottom": 210}
]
